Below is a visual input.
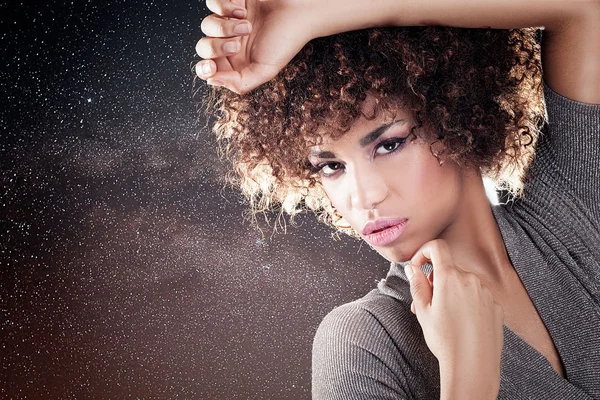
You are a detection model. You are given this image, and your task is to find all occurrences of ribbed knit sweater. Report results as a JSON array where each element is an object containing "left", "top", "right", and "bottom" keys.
[{"left": 312, "top": 82, "right": 600, "bottom": 399}]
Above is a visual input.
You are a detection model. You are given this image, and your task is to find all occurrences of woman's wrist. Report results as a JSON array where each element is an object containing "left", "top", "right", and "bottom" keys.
[{"left": 439, "top": 361, "right": 501, "bottom": 400}]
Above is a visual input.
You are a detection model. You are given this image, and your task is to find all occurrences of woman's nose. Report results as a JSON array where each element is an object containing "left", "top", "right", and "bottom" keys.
[{"left": 349, "top": 167, "right": 388, "bottom": 211}]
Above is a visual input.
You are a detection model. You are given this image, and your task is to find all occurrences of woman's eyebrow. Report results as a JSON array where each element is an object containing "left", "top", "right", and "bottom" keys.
[
  {"left": 359, "top": 120, "right": 405, "bottom": 147},
  {"left": 309, "top": 150, "right": 336, "bottom": 159},
  {"left": 310, "top": 119, "right": 406, "bottom": 159}
]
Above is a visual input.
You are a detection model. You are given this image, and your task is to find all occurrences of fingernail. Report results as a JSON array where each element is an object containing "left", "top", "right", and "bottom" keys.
[
  {"left": 404, "top": 264, "right": 414, "bottom": 280},
  {"left": 234, "top": 22, "right": 250, "bottom": 35},
  {"left": 200, "top": 61, "right": 212, "bottom": 76},
  {"left": 223, "top": 40, "right": 240, "bottom": 54},
  {"left": 232, "top": 9, "right": 246, "bottom": 19}
]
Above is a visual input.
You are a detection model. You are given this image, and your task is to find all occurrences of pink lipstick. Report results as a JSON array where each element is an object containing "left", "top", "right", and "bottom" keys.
[{"left": 362, "top": 219, "right": 408, "bottom": 247}]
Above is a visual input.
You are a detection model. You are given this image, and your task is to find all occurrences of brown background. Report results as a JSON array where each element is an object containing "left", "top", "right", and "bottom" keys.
[{"left": 1, "top": 1, "right": 388, "bottom": 398}]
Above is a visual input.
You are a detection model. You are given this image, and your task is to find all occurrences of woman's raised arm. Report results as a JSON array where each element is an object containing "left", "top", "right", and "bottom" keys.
[{"left": 196, "top": 0, "right": 599, "bottom": 102}]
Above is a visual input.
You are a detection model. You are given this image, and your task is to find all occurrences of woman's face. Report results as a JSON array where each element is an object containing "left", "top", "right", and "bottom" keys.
[{"left": 308, "top": 102, "right": 467, "bottom": 263}]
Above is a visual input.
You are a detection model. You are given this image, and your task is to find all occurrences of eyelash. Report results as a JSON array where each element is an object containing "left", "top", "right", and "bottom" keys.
[{"left": 310, "top": 137, "right": 407, "bottom": 178}]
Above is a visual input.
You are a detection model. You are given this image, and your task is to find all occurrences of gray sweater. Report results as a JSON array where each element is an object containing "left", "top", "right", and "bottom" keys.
[{"left": 312, "top": 82, "right": 600, "bottom": 399}]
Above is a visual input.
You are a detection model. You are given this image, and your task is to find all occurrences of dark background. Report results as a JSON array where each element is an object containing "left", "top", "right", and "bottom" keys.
[{"left": 0, "top": 1, "right": 388, "bottom": 398}]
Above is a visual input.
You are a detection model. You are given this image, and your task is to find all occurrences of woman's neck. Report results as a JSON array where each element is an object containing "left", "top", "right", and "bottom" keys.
[{"left": 438, "top": 170, "right": 515, "bottom": 290}]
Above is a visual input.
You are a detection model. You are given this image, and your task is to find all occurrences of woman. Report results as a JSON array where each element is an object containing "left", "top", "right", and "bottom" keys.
[{"left": 195, "top": 0, "right": 600, "bottom": 398}]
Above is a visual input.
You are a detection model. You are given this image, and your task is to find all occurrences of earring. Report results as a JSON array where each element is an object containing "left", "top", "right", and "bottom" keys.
[{"left": 429, "top": 140, "right": 445, "bottom": 166}]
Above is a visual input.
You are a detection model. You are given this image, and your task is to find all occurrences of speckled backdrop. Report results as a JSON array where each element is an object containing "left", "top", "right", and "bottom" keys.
[{"left": 0, "top": 1, "right": 389, "bottom": 398}]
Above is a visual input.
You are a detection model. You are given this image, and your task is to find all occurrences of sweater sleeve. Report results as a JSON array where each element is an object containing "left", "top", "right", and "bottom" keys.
[
  {"left": 311, "top": 303, "right": 410, "bottom": 400},
  {"left": 526, "top": 82, "right": 600, "bottom": 225}
]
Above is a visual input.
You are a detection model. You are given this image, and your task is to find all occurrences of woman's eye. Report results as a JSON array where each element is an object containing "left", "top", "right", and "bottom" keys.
[
  {"left": 375, "top": 138, "right": 406, "bottom": 155},
  {"left": 309, "top": 161, "right": 342, "bottom": 178},
  {"left": 309, "top": 138, "right": 406, "bottom": 177},
  {"left": 320, "top": 162, "right": 342, "bottom": 176}
]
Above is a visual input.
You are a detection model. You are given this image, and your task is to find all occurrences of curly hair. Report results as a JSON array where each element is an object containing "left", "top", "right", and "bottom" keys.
[{"left": 203, "top": 27, "right": 545, "bottom": 238}]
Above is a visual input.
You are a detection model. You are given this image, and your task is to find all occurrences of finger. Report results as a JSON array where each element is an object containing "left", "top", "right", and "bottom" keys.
[
  {"left": 196, "top": 37, "right": 241, "bottom": 59},
  {"left": 427, "top": 269, "right": 433, "bottom": 285},
  {"left": 201, "top": 14, "right": 252, "bottom": 38},
  {"left": 405, "top": 263, "right": 433, "bottom": 316},
  {"left": 410, "top": 301, "right": 415, "bottom": 315},
  {"left": 195, "top": 60, "right": 217, "bottom": 80},
  {"left": 411, "top": 239, "right": 454, "bottom": 276},
  {"left": 203, "top": 57, "right": 235, "bottom": 87},
  {"left": 197, "top": 55, "right": 233, "bottom": 86},
  {"left": 207, "top": 72, "right": 241, "bottom": 93},
  {"left": 206, "top": 0, "right": 247, "bottom": 19},
  {"left": 207, "top": 65, "right": 281, "bottom": 94}
]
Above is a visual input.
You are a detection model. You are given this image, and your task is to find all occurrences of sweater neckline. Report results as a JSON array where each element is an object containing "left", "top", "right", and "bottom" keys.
[{"left": 384, "top": 203, "right": 600, "bottom": 396}]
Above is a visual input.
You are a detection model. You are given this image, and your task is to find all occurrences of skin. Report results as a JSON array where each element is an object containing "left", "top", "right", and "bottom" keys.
[
  {"left": 196, "top": 0, "right": 599, "bottom": 397},
  {"left": 195, "top": 0, "right": 600, "bottom": 103},
  {"left": 307, "top": 98, "right": 515, "bottom": 289},
  {"left": 308, "top": 98, "right": 510, "bottom": 399}
]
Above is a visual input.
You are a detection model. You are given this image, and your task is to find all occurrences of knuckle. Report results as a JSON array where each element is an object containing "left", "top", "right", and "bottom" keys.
[
  {"left": 200, "top": 16, "right": 209, "bottom": 32},
  {"left": 481, "top": 284, "right": 492, "bottom": 296},
  {"left": 455, "top": 271, "right": 476, "bottom": 287},
  {"left": 432, "top": 239, "right": 448, "bottom": 252},
  {"left": 205, "top": 0, "right": 220, "bottom": 14},
  {"left": 216, "top": 22, "right": 226, "bottom": 37},
  {"left": 429, "top": 240, "right": 441, "bottom": 254},
  {"left": 206, "top": 41, "right": 218, "bottom": 57},
  {"left": 444, "top": 267, "right": 459, "bottom": 281},
  {"left": 201, "top": 14, "right": 230, "bottom": 37},
  {"left": 410, "top": 281, "right": 423, "bottom": 297},
  {"left": 469, "top": 275, "right": 482, "bottom": 289},
  {"left": 481, "top": 285, "right": 495, "bottom": 302},
  {"left": 466, "top": 272, "right": 480, "bottom": 284},
  {"left": 196, "top": 39, "right": 216, "bottom": 58},
  {"left": 428, "top": 239, "right": 451, "bottom": 264}
]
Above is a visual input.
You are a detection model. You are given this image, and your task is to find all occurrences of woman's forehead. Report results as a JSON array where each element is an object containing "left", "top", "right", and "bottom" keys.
[{"left": 314, "top": 104, "right": 413, "bottom": 139}]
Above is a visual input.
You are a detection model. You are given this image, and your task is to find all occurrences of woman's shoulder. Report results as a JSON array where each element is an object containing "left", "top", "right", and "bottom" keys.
[
  {"left": 312, "top": 278, "right": 430, "bottom": 368},
  {"left": 312, "top": 285, "right": 440, "bottom": 399},
  {"left": 314, "top": 288, "right": 415, "bottom": 343},
  {"left": 314, "top": 261, "right": 430, "bottom": 343}
]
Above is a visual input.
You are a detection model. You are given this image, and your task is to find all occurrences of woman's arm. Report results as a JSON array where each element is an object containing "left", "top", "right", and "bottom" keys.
[
  {"left": 316, "top": 0, "right": 600, "bottom": 104},
  {"left": 196, "top": 0, "right": 599, "bottom": 102}
]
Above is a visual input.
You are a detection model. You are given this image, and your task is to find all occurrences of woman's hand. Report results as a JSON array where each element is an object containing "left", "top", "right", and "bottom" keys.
[
  {"left": 406, "top": 239, "right": 504, "bottom": 399},
  {"left": 195, "top": 0, "right": 316, "bottom": 94}
]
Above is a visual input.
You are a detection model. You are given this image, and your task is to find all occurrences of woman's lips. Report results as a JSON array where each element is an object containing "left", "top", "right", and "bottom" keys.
[{"left": 363, "top": 219, "right": 408, "bottom": 247}]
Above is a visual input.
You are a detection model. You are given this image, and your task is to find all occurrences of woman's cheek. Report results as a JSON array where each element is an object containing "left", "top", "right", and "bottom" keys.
[
  {"left": 324, "top": 181, "right": 347, "bottom": 214},
  {"left": 406, "top": 155, "right": 436, "bottom": 198}
]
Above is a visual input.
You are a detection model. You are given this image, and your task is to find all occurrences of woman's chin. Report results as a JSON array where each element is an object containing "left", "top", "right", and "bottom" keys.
[{"left": 372, "top": 244, "right": 414, "bottom": 264}]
